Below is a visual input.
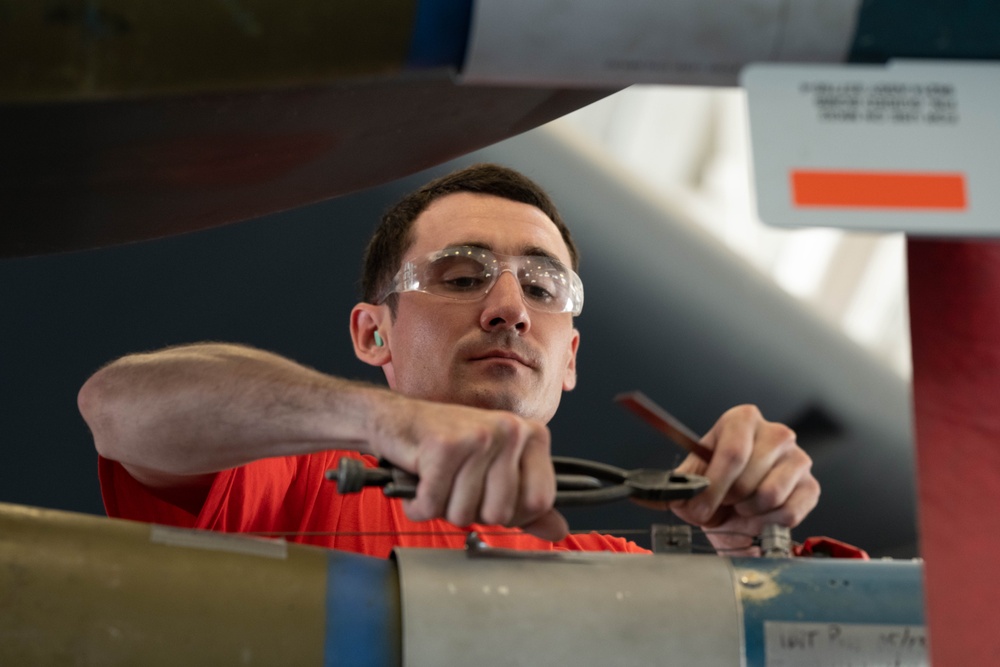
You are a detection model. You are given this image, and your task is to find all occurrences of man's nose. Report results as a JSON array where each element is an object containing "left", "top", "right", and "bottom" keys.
[{"left": 480, "top": 270, "right": 531, "bottom": 333}]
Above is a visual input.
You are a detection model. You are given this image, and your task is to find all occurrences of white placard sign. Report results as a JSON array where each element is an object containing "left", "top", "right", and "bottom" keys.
[
  {"left": 765, "top": 621, "right": 928, "bottom": 667},
  {"left": 461, "top": 0, "right": 860, "bottom": 87},
  {"left": 743, "top": 60, "right": 1000, "bottom": 235}
]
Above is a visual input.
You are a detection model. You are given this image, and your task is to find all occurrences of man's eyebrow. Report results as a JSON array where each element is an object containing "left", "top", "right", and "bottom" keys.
[
  {"left": 521, "top": 245, "right": 560, "bottom": 261},
  {"left": 451, "top": 241, "right": 492, "bottom": 252},
  {"left": 451, "top": 241, "right": 561, "bottom": 262}
]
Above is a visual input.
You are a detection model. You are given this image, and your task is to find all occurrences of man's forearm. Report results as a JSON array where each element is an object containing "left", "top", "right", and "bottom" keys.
[{"left": 78, "top": 343, "right": 381, "bottom": 481}]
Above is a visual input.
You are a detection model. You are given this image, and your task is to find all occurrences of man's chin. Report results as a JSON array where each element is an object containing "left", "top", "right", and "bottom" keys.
[
  {"left": 459, "top": 388, "right": 522, "bottom": 414},
  {"left": 455, "top": 386, "right": 560, "bottom": 423}
]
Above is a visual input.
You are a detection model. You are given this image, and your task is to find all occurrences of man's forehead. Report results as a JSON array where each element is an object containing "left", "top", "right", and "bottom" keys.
[{"left": 408, "top": 192, "right": 571, "bottom": 264}]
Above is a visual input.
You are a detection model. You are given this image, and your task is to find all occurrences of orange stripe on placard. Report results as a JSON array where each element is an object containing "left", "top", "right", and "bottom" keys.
[{"left": 791, "top": 170, "right": 967, "bottom": 209}]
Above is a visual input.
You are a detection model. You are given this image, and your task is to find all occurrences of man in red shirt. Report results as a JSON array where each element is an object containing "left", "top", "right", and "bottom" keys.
[{"left": 79, "top": 164, "right": 818, "bottom": 557}]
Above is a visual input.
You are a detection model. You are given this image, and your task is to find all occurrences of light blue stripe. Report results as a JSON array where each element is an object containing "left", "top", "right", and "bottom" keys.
[{"left": 324, "top": 551, "right": 397, "bottom": 666}]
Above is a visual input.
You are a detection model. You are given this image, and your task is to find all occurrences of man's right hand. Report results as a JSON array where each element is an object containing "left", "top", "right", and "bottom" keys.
[{"left": 367, "top": 395, "right": 568, "bottom": 541}]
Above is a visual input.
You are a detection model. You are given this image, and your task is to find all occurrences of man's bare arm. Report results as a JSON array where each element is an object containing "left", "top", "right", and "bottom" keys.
[
  {"left": 78, "top": 342, "right": 567, "bottom": 539},
  {"left": 78, "top": 343, "right": 376, "bottom": 484}
]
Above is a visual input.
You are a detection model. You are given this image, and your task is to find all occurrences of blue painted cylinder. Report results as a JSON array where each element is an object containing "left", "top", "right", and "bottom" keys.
[{"left": 735, "top": 558, "right": 926, "bottom": 666}]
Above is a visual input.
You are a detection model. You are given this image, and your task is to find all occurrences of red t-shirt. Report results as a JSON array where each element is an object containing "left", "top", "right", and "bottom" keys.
[{"left": 99, "top": 450, "right": 647, "bottom": 557}]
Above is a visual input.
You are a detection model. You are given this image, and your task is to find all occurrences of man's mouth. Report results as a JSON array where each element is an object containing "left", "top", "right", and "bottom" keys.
[{"left": 469, "top": 349, "right": 536, "bottom": 369}]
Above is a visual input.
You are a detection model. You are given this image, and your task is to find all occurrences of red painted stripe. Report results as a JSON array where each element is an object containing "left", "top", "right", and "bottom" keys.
[{"left": 791, "top": 170, "right": 967, "bottom": 209}]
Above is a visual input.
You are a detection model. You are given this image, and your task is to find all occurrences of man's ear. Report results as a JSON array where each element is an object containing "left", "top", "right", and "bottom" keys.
[
  {"left": 350, "top": 303, "right": 391, "bottom": 367},
  {"left": 562, "top": 328, "right": 581, "bottom": 391}
]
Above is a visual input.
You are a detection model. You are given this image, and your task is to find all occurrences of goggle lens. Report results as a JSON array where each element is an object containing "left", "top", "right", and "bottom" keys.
[{"left": 381, "top": 246, "right": 583, "bottom": 315}]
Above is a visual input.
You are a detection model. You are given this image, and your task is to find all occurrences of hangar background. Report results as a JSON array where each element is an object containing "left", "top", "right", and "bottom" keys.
[{"left": 0, "top": 88, "right": 915, "bottom": 556}]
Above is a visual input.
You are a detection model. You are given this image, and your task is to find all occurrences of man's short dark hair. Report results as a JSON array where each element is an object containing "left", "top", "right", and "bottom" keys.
[{"left": 361, "top": 163, "right": 579, "bottom": 311}]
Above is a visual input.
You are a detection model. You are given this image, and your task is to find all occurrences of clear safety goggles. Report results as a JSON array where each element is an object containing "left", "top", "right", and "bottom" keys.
[{"left": 377, "top": 245, "right": 584, "bottom": 315}]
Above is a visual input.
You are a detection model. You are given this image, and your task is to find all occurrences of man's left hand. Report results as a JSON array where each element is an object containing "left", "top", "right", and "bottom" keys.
[{"left": 667, "top": 405, "right": 820, "bottom": 555}]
